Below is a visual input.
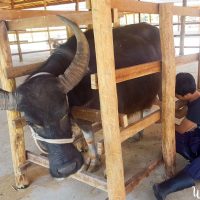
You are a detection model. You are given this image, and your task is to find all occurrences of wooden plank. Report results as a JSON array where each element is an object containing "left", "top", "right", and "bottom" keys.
[
  {"left": 111, "top": 0, "right": 159, "bottom": 14},
  {"left": 175, "top": 53, "right": 199, "bottom": 66},
  {"left": 91, "top": 61, "right": 161, "bottom": 89},
  {"left": 0, "top": 21, "right": 29, "bottom": 188},
  {"left": 26, "top": 151, "right": 107, "bottom": 192},
  {"left": 72, "top": 106, "right": 128, "bottom": 128},
  {"left": 71, "top": 172, "right": 107, "bottom": 192},
  {"left": 116, "top": 61, "right": 160, "bottom": 84},
  {"left": 91, "top": 54, "right": 199, "bottom": 89},
  {"left": 0, "top": 9, "right": 90, "bottom": 20},
  {"left": 6, "top": 62, "right": 44, "bottom": 79},
  {"left": 120, "top": 111, "right": 160, "bottom": 143},
  {"left": 173, "top": 6, "right": 200, "bottom": 17},
  {"left": 125, "top": 156, "right": 163, "bottom": 193},
  {"left": 26, "top": 151, "right": 49, "bottom": 169},
  {"left": 91, "top": 0, "right": 126, "bottom": 199},
  {"left": 72, "top": 106, "right": 101, "bottom": 123},
  {"left": 111, "top": 0, "right": 200, "bottom": 17},
  {"left": 159, "top": 3, "right": 176, "bottom": 177},
  {"left": 6, "top": 12, "right": 92, "bottom": 31}
]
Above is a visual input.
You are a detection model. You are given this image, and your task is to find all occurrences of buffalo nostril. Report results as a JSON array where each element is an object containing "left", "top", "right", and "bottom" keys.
[{"left": 57, "top": 161, "right": 77, "bottom": 176}]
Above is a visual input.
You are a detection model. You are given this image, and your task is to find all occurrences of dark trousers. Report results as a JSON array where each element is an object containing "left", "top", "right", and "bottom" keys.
[{"left": 176, "top": 129, "right": 200, "bottom": 180}]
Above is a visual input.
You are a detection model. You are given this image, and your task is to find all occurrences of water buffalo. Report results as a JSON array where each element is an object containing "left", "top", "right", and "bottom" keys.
[{"left": 0, "top": 16, "right": 161, "bottom": 178}]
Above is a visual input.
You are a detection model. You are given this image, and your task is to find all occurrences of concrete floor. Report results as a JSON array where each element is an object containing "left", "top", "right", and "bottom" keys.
[{"left": 0, "top": 54, "right": 199, "bottom": 200}]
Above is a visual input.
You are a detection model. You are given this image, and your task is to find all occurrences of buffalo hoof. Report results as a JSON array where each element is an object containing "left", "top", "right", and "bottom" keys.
[{"left": 83, "top": 156, "right": 101, "bottom": 173}]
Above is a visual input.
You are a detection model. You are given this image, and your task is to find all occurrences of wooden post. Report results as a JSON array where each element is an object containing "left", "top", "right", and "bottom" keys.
[
  {"left": 198, "top": 53, "right": 200, "bottom": 89},
  {"left": 86, "top": 0, "right": 93, "bottom": 30},
  {"left": 179, "top": 0, "right": 187, "bottom": 55},
  {"left": 11, "top": 0, "right": 23, "bottom": 62},
  {"left": 15, "top": 31, "right": 23, "bottom": 62},
  {"left": 159, "top": 3, "right": 176, "bottom": 177},
  {"left": 0, "top": 21, "right": 29, "bottom": 188},
  {"left": 91, "top": 0, "right": 126, "bottom": 200}
]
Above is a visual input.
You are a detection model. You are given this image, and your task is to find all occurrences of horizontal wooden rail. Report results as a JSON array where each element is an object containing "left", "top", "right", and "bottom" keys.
[
  {"left": 13, "top": 106, "right": 129, "bottom": 129},
  {"left": 26, "top": 150, "right": 162, "bottom": 194},
  {"left": 175, "top": 53, "right": 199, "bottom": 65},
  {"left": 7, "top": 62, "right": 44, "bottom": 79},
  {"left": 125, "top": 156, "right": 163, "bottom": 193},
  {"left": 120, "top": 111, "right": 160, "bottom": 143},
  {"left": 7, "top": 52, "right": 198, "bottom": 82},
  {"left": 174, "top": 34, "right": 200, "bottom": 37},
  {"left": 0, "top": 10, "right": 91, "bottom": 21},
  {"left": 175, "top": 46, "right": 200, "bottom": 48},
  {"left": 9, "top": 28, "right": 67, "bottom": 34},
  {"left": 91, "top": 61, "right": 161, "bottom": 89},
  {"left": 6, "top": 12, "right": 92, "bottom": 31},
  {"left": 26, "top": 151, "right": 107, "bottom": 192},
  {"left": 116, "top": 61, "right": 160, "bottom": 84},
  {"left": 10, "top": 38, "right": 66, "bottom": 45},
  {"left": 91, "top": 53, "right": 199, "bottom": 89},
  {"left": 111, "top": 0, "right": 200, "bottom": 17}
]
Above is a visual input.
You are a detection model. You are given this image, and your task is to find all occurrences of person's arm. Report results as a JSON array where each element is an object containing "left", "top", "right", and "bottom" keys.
[
  {"left": 175, "top": 105, "right": 188, "bottom": 119},
  {"left": 175, "top": 117, "right": 197, "bottom": 134}
]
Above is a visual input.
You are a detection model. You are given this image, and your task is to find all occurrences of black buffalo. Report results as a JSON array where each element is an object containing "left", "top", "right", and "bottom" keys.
[{"left": 0, "top": 16, "right": 161, "bottom": 178}]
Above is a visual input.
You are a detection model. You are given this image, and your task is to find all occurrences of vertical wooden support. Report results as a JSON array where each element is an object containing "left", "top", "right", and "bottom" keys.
[
  {"left": 198, "top": 53, "right": 200, "bottom": 89},
  {"left": 112, "top": 8, "right": 120, "bottom": 27},
  {"left": 91, "top": 1, "right": 126, "bottom": 200},
  {"left": 86, "top": 0, "right": 93, "bottom": 30},
  {"left": 179, "top": 0, "right": 187, "bottom": 56},
  {"left": 11, "top": 0, "right": 23, "bottom": 62},
  {"left": 15, "top": 31, "right": 23, "bottom": 62},
  {"left": 159, "top": 3, "right": 176, "bottom": 177},
  {"left": 0, "top": 21, "right": 29, "bottom": 188}
]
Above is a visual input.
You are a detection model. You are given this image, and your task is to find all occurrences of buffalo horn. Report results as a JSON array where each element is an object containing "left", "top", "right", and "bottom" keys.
[
  {"left": 57, "top": 15, "right": 90, "bottom": 93},
  {"left": 0, "top": 89, "right": 19, "bottom": 110}
]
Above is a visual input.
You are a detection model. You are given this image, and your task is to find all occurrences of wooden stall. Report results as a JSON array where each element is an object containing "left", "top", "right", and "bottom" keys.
[{"left": 0, "top": 1, "right": 200, "bottom": 200}]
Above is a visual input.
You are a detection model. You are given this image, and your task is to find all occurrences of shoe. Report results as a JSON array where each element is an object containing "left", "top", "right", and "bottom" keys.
[{"left": 153, "top": 170, "right": 195, "bottom": 200}]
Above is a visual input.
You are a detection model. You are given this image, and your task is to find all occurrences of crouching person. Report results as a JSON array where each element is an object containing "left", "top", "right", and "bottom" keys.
[{"left": 153, "top": 72, "right": 200, "bottom": 200}]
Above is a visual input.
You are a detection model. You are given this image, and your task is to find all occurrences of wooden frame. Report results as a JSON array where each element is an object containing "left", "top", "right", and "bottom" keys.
[{"left": 0, "top": 1, "right": 200, "bottom": 200}]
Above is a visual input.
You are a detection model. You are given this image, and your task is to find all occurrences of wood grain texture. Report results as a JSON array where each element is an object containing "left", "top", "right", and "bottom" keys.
[
  {"left": 159, "top": 3, "right": 176, "bottom": 177},
  {"left": 91, "top": 0, "right": 126, "bottom": 199},
  {"left": 0, "top": 21, "right": 29, "bottom": 188}
]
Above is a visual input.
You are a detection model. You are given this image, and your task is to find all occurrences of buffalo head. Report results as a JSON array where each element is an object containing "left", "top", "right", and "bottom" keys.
[{"left": 0, "top": 16, "right": 90, "bottom": 178}]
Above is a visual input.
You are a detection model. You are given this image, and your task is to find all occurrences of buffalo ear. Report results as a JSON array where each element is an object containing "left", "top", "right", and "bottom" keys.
[{"left": 0, "top": 89, "right": 20, "bottom": 110}]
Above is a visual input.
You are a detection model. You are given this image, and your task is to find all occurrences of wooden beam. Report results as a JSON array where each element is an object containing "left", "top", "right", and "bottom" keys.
[
  {"left": 0, "top": 21, "right": 29, "bottom": 188},
  {"left": 120, "top": 111, "right": 160, "bottom": 143},
  {"left": 0, "top": 10, "right": 90, "bottom": 20},
  {"left": 6, "top": 11, "right": 92, "bottom": 31},
  {"left": 173, "top": 5, "right": 200, "bottom": 17},
  {"left": 111, "top": 0, "right": 200, "bottom": 17},
  {"left": 116, "top": 61, "right": 160, "bottom": 84},
  {"left": 159, "top": 3, "right": 176, "bottom": 177},
  {"left": 91, "top": 54, "right": 198, "bottom": 89},
  {"left": 91, "top": 0, "right": 126, "bottom": 199},
  {"left": 125, "top": 156, "right": 163, "bottom": 193},
  {"left": 175, "top": 53, "right": 199, "bottom": 65},
  {"left": 111, "top": 0, "right": 159, "bottom": 14},
  {"left": 26, "top": 151, "right": 107, "bottom": 191},
  {"left": 72, "top": 107, "right": 128, "bottom": 128},
  {"left": 6, "top": 62, "right": 44, "bottom": 79},
  {"left": 91, "top": 61, "right": 160, "bottom": 89}
]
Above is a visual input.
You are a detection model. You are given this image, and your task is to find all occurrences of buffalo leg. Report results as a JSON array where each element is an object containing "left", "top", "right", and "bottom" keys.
[{"left": 75, "top": 120, "right": 100, "bottom": 172}]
